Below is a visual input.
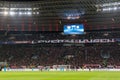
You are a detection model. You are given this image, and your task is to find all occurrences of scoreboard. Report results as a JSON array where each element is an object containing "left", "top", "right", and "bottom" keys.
[{"left": 64, "top": 24, "right": 84, "bottom": 35}]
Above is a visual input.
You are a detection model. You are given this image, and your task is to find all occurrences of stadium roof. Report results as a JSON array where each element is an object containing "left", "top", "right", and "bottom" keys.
[{"left": 0, "top": 0, "right": 120, "bottom": 31}]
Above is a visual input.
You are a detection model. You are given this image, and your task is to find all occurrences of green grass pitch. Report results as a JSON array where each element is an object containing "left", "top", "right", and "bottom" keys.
[{"left": 0, "top": 71, "right": 120, "bottom": 80}]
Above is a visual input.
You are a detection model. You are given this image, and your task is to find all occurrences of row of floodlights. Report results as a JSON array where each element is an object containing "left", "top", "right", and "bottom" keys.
[
  {"left": 98, "top": 2, "right": 120, "bottom": 7},
  {"left": 2, "top": 8, "right": 39, "bottom": 11},
  {"left": 0, "top": 11, "right": 40, "bottom": 16},
  {"left": 102, "top": 7, "right": 120, "bottom": 11}
]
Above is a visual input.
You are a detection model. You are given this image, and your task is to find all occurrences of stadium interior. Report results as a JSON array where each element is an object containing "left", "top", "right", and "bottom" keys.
[{"left": 0, "top": 0, "right": 120, "bottom": 72}]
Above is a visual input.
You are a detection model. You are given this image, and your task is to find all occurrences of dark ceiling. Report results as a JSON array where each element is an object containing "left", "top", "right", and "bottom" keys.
[{"left": 0, "top": 0, "right": 120, "bottom": 31}]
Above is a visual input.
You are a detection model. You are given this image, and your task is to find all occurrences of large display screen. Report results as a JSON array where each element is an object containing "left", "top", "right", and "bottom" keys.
[{"left": 64, "top": 24, "right": 84, "bottom": 34}]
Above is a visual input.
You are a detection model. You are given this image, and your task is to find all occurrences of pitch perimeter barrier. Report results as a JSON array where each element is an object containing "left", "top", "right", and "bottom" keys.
[{"left": 2, "top": 68, "right": 120, "bottom": 72}]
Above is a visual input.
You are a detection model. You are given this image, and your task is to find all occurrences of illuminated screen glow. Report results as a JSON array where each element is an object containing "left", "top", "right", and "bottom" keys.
[{"left": 64, "top": 24, "right": 84, "bottom": 34}]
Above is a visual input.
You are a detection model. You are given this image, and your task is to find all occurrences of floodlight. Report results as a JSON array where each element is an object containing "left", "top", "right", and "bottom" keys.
[
  {"left": 37, "top": 12, "right": 39, "bottom": 14},
  {"left": 76, "top": 16, "right": 80, "bottom": 19},
  {"left": 9, "top": 11, "right": 15, "bottom": 15},
  {"left": 19, "top": 12, "right": 22, "bottom": 15},
  {"left": 4, "top": 11, "right": 9, "bottom": 15},
  {"left": 27, "top": 12, "right": 32, "bottom": 15},
  {"left": 113, "top": 7, "right": 117, "bottom": 10},
  {"left": 103, "top": 7, "right": 119, "bottom": 11},
  {"left": 67, "top": 16, "right": 71, "bottom": 20}
]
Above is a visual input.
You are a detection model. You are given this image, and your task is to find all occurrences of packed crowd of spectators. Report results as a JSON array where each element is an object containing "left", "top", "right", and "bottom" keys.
[
  {"left": 0, "top": 44, "right": 119, "bottom": 68},
  {"left": 0, "top": 31, "right": 119, "bottom": 69}
]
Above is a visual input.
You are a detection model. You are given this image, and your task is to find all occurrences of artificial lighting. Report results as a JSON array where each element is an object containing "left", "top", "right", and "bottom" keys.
[
  {"left": 4, "top": 11, "right": 9, "bottom": 15},
  {"left": 67, "top": 26, "right": 71, "bottom": 29},
  {"left": 66, "top": 13, "right": 80, "bottom": 20},
  {"left": 113, "top": 7, "right": 117, "bottom": 10},
  {"left": 27, "top": 12, "right": 32, "bottom": 15},
  {"left": 76, "top": 26, "right": 79, "bottom": 29},
  {"left": 102, "top": 7, "right": 120, "bottom": 11},
  {"left": 37, "top": 12, "right": 39, "bottom": 14},
  {"left": 96, "top": 2, "right": 120, "bottom": 12},
  {"left": 19, "top": 12, "right": 22, "bottom": 15},
  {"left": 9, "top": 11, "right": 15, "bottom": 15}
]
